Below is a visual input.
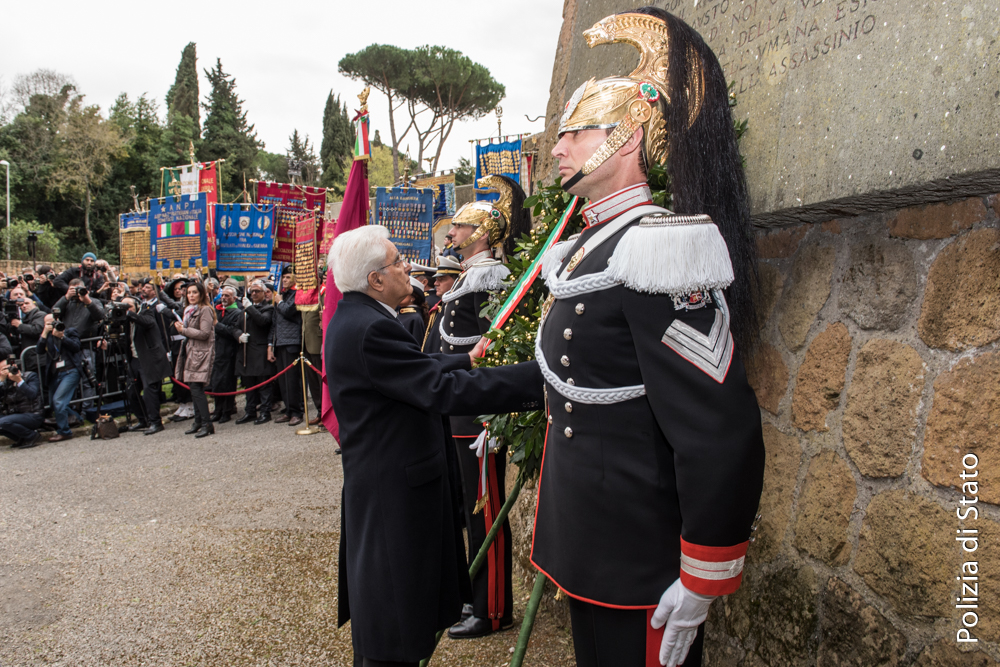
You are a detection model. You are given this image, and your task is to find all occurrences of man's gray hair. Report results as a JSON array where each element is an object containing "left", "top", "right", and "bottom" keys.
[
  {"left": 206, "top": 278, "right": 220, "bottom": 289},
  {"left": 328, "top": 225, "right": 391, "bottom": 294},
  {"left": 221, "top": 285, "right": 237, "bottom": 296}
]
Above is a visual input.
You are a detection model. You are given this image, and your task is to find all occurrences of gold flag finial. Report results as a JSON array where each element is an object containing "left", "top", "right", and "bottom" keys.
[
  {"left": 358, "top": 86, "right": 371, "bottom": 114},
  {"left": 188, "top": 140, "right": 197, "bottom": 166}
]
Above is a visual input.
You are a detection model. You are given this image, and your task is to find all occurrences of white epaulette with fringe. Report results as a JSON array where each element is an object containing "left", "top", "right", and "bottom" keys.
[
  {"left": 606, "top": 213, "right": 734, "bottom": 296},
  {"left": 442, "top": 259, "right": 510, "bottom": 303},
  {"left": 540, "top": 235, "right": 581, "bottom": 282}
]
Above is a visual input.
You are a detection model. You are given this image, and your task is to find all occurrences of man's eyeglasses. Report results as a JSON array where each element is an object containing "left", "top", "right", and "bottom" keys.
[{"left": 373, "top": 255, "right": 404, "bottom": 273}]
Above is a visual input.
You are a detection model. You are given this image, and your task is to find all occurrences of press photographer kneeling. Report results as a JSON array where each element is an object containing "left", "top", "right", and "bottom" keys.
[{"left": 0, "top": 355, "right": 44, "bottom": 449}]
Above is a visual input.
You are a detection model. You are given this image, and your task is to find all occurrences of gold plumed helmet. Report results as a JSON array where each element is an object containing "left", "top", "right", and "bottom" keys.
[
  {"left": 451, "top": 175, "right": 517, "bottom": 251},
  {"left": 558, "top": 11, "right": 705, "bottom": 187}
]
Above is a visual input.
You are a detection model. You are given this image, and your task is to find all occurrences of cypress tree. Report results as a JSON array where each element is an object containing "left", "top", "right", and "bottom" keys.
[
  {"left": 199, "top": 58, "right": 262, "bottom": 200},
  {"left": 319, "top": 92, "right": 353, "bottom": 190},
  {"left": 159, "top": 43, "right": 201, "bottom": 165}
]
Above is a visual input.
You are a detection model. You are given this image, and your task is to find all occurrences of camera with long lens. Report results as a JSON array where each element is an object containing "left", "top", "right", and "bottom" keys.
[
  {"left": 6, "top": 278, "right": 18, "bottom": 289},
  {"left": 75, "top": 287, "right": 88, "bottom": 298},
  {"left": 54, "top": 321, "right": 65, "bottom": 332},
  {"left": 6, "top": 354, "right": 19, "bottom": 376},
  {"left": 102, "top": 301, "right": 129, "bottom": 340}
]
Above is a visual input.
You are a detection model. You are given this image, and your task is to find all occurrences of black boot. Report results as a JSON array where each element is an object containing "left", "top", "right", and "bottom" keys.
[
  {"left": 195, "top": 423, "right": 215, "bottom": 438},
  {"left": 184, "top": 419, "right": 203, "bottom": 435},
  {"left": 235, "top": 412, "right": 256, "bottom": 425},
  {"left": 208, "top": 411, "right": 222, "bottom": 422},
  {"left": 254, "top": 412, "right": 271, "bottom": 425}
]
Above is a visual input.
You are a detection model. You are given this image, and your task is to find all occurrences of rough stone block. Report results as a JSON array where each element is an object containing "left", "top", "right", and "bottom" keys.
[
  {"left": 853, "top": 490, "right": 953, "bottom": 619},
  {"left": 888, "top": 198, "right": 987, "bottom": 239},
  {"left": 746, "top": 343, "right": 788, "bottom": 416},
  {"left": 758, "top": 225, "right": 808, "bottom": 259},
  {"left": 792, "top": 322, "right": 852, "bottom": 432},
  {"left": 777, "top": 244, "right": 836, "bottom": 351},
  {"left": 794, "top": 451, "right": 856, "bottom": 566},
  {"left": 973, "top": 517, "right": 1000, "bottom": 643},
  {"left": 843, "top": 340, "right": 926, "bottom": 477},
  {"left": 839, "top": 237, "right": 918, "bottom": 331},
  {"left": 822, "top": 220, "right": 842, "bottom": 235},
  {"left": 991, "top": 194, "right": 1000, "bottom": 220},
  {"left": 721, "top": 565, "right": 820, "bottom": 666},
  {"left": 918, "top": 228, "right": 1000, "bottom": 351},
  {"left": 817, "top": 578, "right": 907, "bottom": 667},
  {"left": 748, "top": 424, "right": 801, "bottom": 563},
  {"left": 914, "top": 640, "right": 999, "bottom": 667},
  {"left": 923, "top": 351, "right": 1000, "bottom": 505},
  {"left": 757, "top": 262, "right": 784, "bottom": 330}
]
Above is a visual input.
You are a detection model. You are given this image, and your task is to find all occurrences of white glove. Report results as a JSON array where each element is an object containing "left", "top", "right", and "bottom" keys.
[
  {"left": 651, "top": 578, "right": 716, "bottom": 666},
  {"left": 242, "top": 296, "right": 252, "bottom": 308},
  {"left": 239, "top": 333, "right": 250, "bottom": 344},
  {"left": 470, "top": 431, "right": 487, "bottom": 457}
]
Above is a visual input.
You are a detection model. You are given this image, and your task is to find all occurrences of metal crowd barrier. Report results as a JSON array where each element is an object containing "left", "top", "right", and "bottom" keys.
[{"left": 23, "top": 335, "right": 128, "bottom": 413}]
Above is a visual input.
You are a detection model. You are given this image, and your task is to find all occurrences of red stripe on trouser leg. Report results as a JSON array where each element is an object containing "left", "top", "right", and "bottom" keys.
[
  {"left": 646, "top": 608, "right": 664, "bottom": 667},
  {"left": 484, "top": 452, "right": 506, "bottom": 630}
]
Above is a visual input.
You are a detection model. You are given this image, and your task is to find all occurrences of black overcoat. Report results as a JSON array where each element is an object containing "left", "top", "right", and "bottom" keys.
[
  {"left": 210, "top": 305, "right": 242, "bottom": 391},
  {"left": 125, "top": 307, "right": 173, "bottom": 383},
  {"left": 325, "top": 292, "right": 542, "bottom": 662},
  {"left": 236, "top": 302, "right": 275, "bottom": 377}
]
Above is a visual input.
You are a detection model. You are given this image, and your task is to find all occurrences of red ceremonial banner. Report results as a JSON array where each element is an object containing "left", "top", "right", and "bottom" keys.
[
  {"left": 320, "top": 210, "right": 337, "bottom": 256},
  {"left": 294, "top": 213, "right": 320, "bottom": 310},
  {"left": 255, "top": 182, "right": 326, "bottom": 263},
  {"left": 198, "top": 162, "right": 218, "bottom": 265}
]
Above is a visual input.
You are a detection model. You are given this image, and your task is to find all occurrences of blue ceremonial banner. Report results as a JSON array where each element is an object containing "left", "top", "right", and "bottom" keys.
[
  {"left": 149, "top": 193, "right": 209, "bottom": 271},
  {"left": 373, "top": 187, "right": 435, "bottom": 263},
  {"left": 119, "top": 211, "right": 148, "bottom": 230},
  {"left": 475, "top": 139, "right": 522, "bottom": 203},
  {"left": 214, "top": 203, "right": 275, "bottom": 272}
]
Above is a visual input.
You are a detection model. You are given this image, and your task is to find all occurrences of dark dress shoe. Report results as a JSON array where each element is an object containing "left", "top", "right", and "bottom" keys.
[
  {"left": 184, "top": 420, "right": 203, "bottom": 435},
  {"left": 143, "top": 423, "right": 165, "bottom": 436},
  {"left": 169, "top": 414, "right": 191, "bottom": 423},
  {"left": 14, "top": 432, "right": 41, "bottom": 449},
  {"left": 461, "top": 603, "right": 474, "bottom": 621},
  {"left": 254, "top": 413, "right": 271, "bottom": 425},
  {"left": 308, "top": 416, "right": 321, "bottom": 426},
  {"left": 208, "top": 412, "right": 222, "bottom": 422},
  {"left": 335, "top": 447, "right": 342, "bottom": 455},
  {"left": 48, "top": 433, "right": 73, "bottom": 443},
  {"left": 215, "top": 413, "right": 231, "bottom": 424},
  {"left": 234, "top": 413, "right": 257, "bottom": 425},
  {"left": 128, "top": 423, "right": 150, "bottom": 432},
  {"left": 195, "top": 423, "right": 215, "bottom": 438},
  {"left": 288, "top": 415, "right": 303, "bottom": 426},
  {"left": 447, "top": 616, "right": 495, "bottom": 639},
  {"left": 274, "top": 414, "right": 291, "bottom": 424}
]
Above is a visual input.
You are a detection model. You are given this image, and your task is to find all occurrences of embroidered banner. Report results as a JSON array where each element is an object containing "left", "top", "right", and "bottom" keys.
[
  {"left": 162, "top": 162, "right": 219, "bottom": 266},
  {"left": 413, "top": 173, "right": 457, "bottom": 220},
  {"left": 374, "top": 187, "right": 435, "bottom": 263},
  {"left": 214, "top": 203, "right": 275, "bottom": 272},
  {"left": 149, "top": 193, "right": 209, "bottom": 270},
  {"left": 319, "top": 208, "right": 337, "bottom": 256},
  {"left": 119, "top": 211, "right": 148, "bottom": 230},
  {"left": 294, "top": 213, "right": 320, "bottom": 310},
  {"left": 255, "top": 181, "right": 326, "bottom": 263},
  {"left": 475, "top": 140, "right": 522, "bottom": 203}
]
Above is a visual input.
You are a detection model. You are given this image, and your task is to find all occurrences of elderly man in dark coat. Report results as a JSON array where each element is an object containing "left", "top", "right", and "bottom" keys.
[
  {"left": 122, "top": 296, "right": 174, "bottom": 435},
  {"left": 325, "top": 225, "right": 542, "bottom": 666},
  {"left": 235, "top": 280, "right": 276, "bottom": 425},
  {"left": 209, "top": 285, "right": 242, "bottom": 423}
]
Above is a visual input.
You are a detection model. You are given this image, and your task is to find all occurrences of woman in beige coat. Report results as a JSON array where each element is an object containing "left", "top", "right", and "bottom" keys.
[{"left": 173, "top": 281, "right": 217, "bottom": 438}]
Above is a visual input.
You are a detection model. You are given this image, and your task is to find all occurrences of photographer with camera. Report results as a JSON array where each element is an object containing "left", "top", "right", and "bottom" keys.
[
  {"left": 122, "top": 294, "right": 172, "bottom": 435},
  {"left": 32, "top": 265, "right": 63, "bottom": 309},
  {"left": 37, "top": 313, "right": 83, "bottom": 443},
  {"left": 0, "top": 356, "right": 44, "bottom": 449},
  {"left": 7, "top": 285, "right": 46, "bottom": 370},
  {"left": 56, "top": 252, "right": 108, "bottom": 295},
  {"left": 52, "top": 279, "right": 105, "bottom": 420}
]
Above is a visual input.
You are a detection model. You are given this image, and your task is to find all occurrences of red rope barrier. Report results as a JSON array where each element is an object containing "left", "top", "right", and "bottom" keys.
[{"left": 170, "top": 359, "right": 299, "bottom": 396}]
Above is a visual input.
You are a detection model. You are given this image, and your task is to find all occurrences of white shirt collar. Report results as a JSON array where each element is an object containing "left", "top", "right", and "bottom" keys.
[
  {"left": 581, "top": 184, "right": 653, "bottom": 228},
  {"left": 376, "top": 300, "right": 398, "bottom": 318}
]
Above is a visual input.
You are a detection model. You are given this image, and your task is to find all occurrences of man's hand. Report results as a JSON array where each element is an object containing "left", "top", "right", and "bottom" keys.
[
  {"left": 41, "top": 315, "right": 54, "bottom": 338},
  {"left": 96, "top": 339, "right": 108, "bottom": 351},
  {"left": 80, "top": 290, "right": 92, "bottom": 305},
  {"left": 651, "top": 578, "right": 716, "bottom": 667},
  {"left": 8, "top": 368, "right": 21, "bottom": 384},
  {"left": 173, "top": 321, "right": 183, "bottom": 333},
  {"left": 469, "top": 337, "right": 490, "bottom": 367},
  {"left": 238, "top": 333, "right": 250, "bottom": 344},
  {"left": 242, "top": 295, "right": 252, "bottom": 308},
  {"left": 10, "top": 319, "right": 20, "bottom": 329},
  {"left": 267, "top": 346, "right": 276, "bottom": 363}
]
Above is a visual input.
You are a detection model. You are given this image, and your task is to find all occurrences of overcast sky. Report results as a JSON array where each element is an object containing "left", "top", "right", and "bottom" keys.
[{"left": 2, "top": 0, "right": 563, "bottom": 174}]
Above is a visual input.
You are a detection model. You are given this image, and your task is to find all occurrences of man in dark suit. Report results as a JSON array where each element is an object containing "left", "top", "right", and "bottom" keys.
[
  {"left": 0, "top": 357, "right": 44, "bottom": 449},
  {"left": 122, "top": 296, "right": 173, "bottom": 435},
  {"left": 325, "top": 225, "right": 543, "bottom": 667}
]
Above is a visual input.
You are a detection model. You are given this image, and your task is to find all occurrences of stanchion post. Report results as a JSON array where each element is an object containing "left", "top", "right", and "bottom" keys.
[{"left": 296, "top": 352, "right": 321, "bottom": 435}]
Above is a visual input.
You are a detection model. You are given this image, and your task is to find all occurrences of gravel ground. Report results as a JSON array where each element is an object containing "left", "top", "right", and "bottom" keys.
[{"left": 0, "top": 404, "right": 575, "bottom": 666}]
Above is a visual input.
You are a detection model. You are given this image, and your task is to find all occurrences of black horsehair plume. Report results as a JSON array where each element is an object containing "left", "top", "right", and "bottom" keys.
[
  {"left": 496, "top": 174, "right": 533, "bottom": 259},
  {"left": 634, "top": 6, "right": 760, "bottom": 356}
]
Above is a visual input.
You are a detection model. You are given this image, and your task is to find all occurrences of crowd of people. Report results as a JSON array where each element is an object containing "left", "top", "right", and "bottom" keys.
[{"left": 0, "top": 252, "right": 326, "bottom": 449}]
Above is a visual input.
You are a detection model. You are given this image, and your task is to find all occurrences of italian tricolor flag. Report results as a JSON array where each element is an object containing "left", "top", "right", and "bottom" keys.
[{"left": 159, "top": 220, "right": 200, "bottom": 238}]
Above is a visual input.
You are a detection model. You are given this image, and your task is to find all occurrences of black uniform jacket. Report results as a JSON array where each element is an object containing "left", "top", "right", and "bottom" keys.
[
  {"left": 126, "top": 306, "right": 173, "bottom": 383},
  {"left": 531, "top": 204, "right": 765, "bottom": 608},
  {"left": 236, "top": 302, "right": 275, "bottom": 377},
  {"left": 396, "top": 306, "right": 425, "bottom": 343},
  {"left": 210, "top": 305, "right": 243, "bottom": 390},
  {"left": 325, "top": 291, "right": 542, "bottom": 662},
  {"left": 420, "top": 302, "right": 442, "bottom": 354},
  {"left": 438, "top": 263, "right": 502, "bottom": 437}
]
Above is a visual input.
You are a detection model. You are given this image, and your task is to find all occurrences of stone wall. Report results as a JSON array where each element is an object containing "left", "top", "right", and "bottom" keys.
[{"left": 705, "top": 195, "right": 1000, "bottom": 665}]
